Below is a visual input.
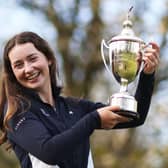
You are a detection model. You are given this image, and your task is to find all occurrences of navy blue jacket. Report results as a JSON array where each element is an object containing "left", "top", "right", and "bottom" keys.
[{"left": 7, "top": 72, "right": 154, "bottom": 168}]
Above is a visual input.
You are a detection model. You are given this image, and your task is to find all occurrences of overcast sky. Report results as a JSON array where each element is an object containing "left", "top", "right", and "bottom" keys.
[{"left": 0, "top": 0, "right": 57, "bottom": 56}]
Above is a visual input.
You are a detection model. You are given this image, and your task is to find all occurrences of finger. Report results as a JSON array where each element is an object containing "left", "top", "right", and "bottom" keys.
[
  {"left": 144, "top": 49, "right": 159, "bottom": 60},
  {"left": 113, "top": 113, "right": 130, "bottom": 123},
  {"left": 143, "top": 54, "right": 158, "bottom": 66},
  {"left": 149, "top": 42, "right": 160, "bottom": 52},
  {"left": 117, "top": 116, "right": 130, "bottom": 123},
  {"left": 143, "top": 53, "right": 159, "bottom": 68},
  {"left": 142, "top": 58, "right": 156, "bottom": 74},
  {"left": 143, "top": 49, "right": 160, "bottom": 63},
  {"left": 143, "top": 58, "right": 155, "bottom": 69},
  {"left": 101, "top": 105, "right": 120, "bottom": 112}
]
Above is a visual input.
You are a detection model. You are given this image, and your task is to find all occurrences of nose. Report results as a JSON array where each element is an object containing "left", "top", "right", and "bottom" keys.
[{"left": 24, "top": 62, "right": 33, "bottom": 74}]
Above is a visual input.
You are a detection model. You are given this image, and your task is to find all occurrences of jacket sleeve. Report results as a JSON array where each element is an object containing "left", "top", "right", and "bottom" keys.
[
  {"left": 114, "top": 71, "right": 155, "bottom": 128},
  {"left": 8, "top": 110, "right": 101, "bottom": 165},
  {"left": 76, "top": 71, "right": 154, "bottom": 129}
]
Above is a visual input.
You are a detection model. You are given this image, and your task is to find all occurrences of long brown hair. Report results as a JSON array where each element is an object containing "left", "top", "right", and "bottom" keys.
[{"left": 0, "top": 31, "right": 61, "bottom": 146}]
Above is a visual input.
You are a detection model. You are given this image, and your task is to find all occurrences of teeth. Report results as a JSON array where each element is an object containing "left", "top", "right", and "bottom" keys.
[{"left": 27, "top": 72, "right": 39, "bottom": 80}]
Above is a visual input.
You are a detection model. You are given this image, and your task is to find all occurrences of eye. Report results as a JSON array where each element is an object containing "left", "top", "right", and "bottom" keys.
[
  {"left": 29, "top": 56, "right": 37, "bottom": 62},
  {"left": 13, "top": 62, "right": 24, "bottom": 69}
]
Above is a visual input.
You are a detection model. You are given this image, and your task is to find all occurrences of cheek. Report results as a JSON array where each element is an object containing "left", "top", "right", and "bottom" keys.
[
  {"left": 38, "top": 61, "right": 50, "bottom": 73},
  {"left": 12, "top": 70, "right": 23, "bottom": 81}
]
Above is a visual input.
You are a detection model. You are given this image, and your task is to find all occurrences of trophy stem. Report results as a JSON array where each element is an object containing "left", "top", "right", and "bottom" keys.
[{"left": 120, "top": 78, "right": 128, "bottom": 92}]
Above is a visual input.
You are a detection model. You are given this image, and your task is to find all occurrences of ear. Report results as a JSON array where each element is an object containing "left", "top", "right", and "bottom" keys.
[{"left": 48, "top": 60, "right": 52, "bottom": 66}]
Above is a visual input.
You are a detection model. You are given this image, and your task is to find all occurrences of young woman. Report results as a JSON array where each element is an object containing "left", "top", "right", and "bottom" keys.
[{"left": 0, "top": 32, "right": 159, "bottom": 168}]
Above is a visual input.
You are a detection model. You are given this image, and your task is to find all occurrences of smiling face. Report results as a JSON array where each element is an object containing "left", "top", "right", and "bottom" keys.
[{"left": 9, "top": 42, "right": 51, "bottom": 94}]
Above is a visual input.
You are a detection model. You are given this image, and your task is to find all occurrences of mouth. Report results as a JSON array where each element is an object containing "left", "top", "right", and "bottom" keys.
[{"left": 26, "top": 72, "right": 40, "bottom": 81}]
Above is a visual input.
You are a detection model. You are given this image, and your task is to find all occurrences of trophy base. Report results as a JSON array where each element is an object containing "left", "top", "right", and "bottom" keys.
[{"left": 109, "top": 92, "right": 139, "bottom": 120}]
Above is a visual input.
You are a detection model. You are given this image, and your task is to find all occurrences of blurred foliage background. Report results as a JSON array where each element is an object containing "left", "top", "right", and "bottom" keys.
[{"left": 0, "top": 0, "right": 168, "bottom": 167}]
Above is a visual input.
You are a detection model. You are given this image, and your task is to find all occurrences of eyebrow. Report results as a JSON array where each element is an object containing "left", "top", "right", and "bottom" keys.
[{"left": 27, "top": 53, "right": 37, "bottom": 58}]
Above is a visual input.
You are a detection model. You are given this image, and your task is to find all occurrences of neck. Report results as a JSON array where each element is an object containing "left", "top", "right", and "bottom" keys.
[{"left": 38, "top": 85, "right": 55, "bottom": 107}]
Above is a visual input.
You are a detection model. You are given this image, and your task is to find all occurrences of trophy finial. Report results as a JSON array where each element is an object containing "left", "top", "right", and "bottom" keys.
[
  {"left": 127, "top": 6, "right": 133, "bottom": 20},
  {"left": 121, "top": 6, "right": 134, "bottom": 36},
  {"left": 108, "top": 5, "right": 144, "bottom": 43}
]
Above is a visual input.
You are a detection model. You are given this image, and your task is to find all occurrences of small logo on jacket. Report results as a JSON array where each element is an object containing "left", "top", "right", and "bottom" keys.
[
  {"left": 69, "top": 111, "right": 74, "bottom": 115},
  {"left": 15, "top": 117, "right": 26, "bottom": 130}
]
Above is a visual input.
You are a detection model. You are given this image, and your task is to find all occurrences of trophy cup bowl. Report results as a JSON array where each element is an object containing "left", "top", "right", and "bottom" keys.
[
  {"left": 111, "top": 40, "right": 142, "bottom": 84},
  {"left": 101, "top": 9, "right": 146, "bottom": 119}
]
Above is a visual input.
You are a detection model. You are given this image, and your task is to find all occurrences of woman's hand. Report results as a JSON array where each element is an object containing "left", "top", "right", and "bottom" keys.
[
  {"left": 143, "top": 42, "right": 160, "bottom": 74},
  {"left": 97, "top": 106, "right": 130, "bottom": 129}
]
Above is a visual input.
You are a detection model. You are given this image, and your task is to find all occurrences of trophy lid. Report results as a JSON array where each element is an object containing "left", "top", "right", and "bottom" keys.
[{"left": 109, "top": 7, "right": 145, "bottom": 44}]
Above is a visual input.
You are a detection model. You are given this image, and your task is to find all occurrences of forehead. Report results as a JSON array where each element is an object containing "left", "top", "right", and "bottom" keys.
[{"left": 9, "top": 43, "right": 38, "bottom": 62}]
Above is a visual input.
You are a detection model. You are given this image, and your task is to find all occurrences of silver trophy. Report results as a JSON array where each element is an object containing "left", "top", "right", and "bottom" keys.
[{"left": 101, "top": 7, "right": 147, "bottom": 119}]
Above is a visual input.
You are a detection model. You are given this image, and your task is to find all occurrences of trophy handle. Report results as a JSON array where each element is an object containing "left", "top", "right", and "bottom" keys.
[{"left": 101, "top": 39, "right": 113, "bottom": 76}]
